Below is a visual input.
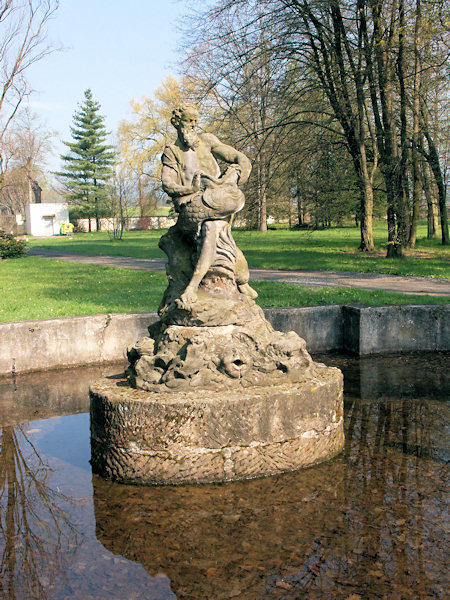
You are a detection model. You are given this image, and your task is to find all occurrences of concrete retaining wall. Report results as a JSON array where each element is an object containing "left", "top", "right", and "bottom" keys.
[
  {"left": 265, "top": 306, "right": 343, "bottom": 352},
  {"left": 0, "top": 305, "right": 448, "bottom": 375},
  {"left": 342, "top": 305, "right": 450, "bottom": 355},
  {"left": 0, "top": 313, "right": 158, "bottom": 376}
]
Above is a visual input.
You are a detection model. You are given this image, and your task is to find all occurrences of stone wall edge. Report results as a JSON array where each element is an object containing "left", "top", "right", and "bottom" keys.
[{"left": 0, "top": 305, "right": 448, "bottom": 376}]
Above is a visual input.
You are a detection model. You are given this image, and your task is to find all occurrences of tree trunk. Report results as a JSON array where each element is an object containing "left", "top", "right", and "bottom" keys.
[
  {"left": 385, "top": 173, "right": 403, "bottom": 258},
  {"left": 408, "top": 0, "right": 422, "bottom": 249},
  {"left": 370, "top": 0, "right": 407, "bottom": 258},
  {"left": 359, "top": 179, "right": 374, "bottom": 251},
  {"left": 423, "top": 130, "right": 449, "bottom": 245},
  {"left": 138, "top": 174, "right": 144, "bottom": 217},
  {"left": 356, "top": 146, "right": 375, "bottom": 251},
  {"left": 397, "top": 0, "right": 410, "bottom": 246},
  {"left": 296, "top": 195, "right": 303, "bottom": 227},
  {"left": 256, "top": 155, "right": 267, "bottom": 232},
  {"left": 259, "top": 188, "right": 267, "bottom": 232},
  {"left": 422, "top": 161, "right": 437, "bottom": 238}
]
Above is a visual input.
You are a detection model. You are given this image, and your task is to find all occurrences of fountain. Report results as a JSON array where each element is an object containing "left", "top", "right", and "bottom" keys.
[{"left": 89, "top": 105, "right": 344, "bottom": 484}]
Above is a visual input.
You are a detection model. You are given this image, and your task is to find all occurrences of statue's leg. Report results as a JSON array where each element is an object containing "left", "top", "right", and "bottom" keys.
[
  {"left": 158, "top": 225, "right": 196, "bottom": 314},
  {"left": 235, "top": 246, "right": 258, "bottom": 299},
  {"left": 179, "top": 220, "right": 228, "bottom": 307}
]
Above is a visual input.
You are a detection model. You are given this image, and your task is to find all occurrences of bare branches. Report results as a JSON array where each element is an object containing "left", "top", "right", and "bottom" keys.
[{"left": 0, "top": 0, "right": 59, "bottom": 175}]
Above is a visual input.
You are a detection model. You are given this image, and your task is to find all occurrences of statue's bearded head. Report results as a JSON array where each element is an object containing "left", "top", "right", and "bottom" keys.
[{"left": 171, "top": 104, "right": 200, "bottom": 150}]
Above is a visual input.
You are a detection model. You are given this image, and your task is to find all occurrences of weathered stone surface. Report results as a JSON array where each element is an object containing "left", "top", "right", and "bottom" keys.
[
  {"left": 2, "top": 306, "right": 448, "bottom": 376},
  {"left": 160, "top": 280, "right": 263, "bottom": 327},
  {"left": 0, "top": 312, "right": 158, "bottom": 375},
  {"left": 90, "top": 363, "right": 344, "bottom": 485},
  {"left": 159, "top": 104, "right": 256, "bottom": 318},
  {"left": 127, "top": 320, "right": 314, "bottom": 392},
  {"left": 265, "top": 305, "right": 343, "bottom": 352}
]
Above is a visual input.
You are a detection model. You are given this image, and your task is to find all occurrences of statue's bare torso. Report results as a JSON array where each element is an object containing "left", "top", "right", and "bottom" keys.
[{"left": 160, "top": 114, "right": 255, "bottom": 308}]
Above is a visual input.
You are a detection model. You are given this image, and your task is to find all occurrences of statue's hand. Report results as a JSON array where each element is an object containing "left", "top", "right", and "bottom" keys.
[{"left": 221, "top": 164, "right": 241, "bottom": 185}]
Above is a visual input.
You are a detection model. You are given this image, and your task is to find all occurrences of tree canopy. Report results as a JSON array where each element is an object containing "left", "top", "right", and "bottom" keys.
[
  {"left": 56, "top": 89, "right": 115, "bottom": 228},
  {"left": 176, "top": 0, "right": 449, "bottom": 251}
]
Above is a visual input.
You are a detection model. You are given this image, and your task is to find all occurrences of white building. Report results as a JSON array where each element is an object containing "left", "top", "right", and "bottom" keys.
[{"left": 25, "top": 203, "right": 69, "bottom": 236}]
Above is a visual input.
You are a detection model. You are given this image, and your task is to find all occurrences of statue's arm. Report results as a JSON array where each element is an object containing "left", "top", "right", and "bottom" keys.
[
  {"left": 207, "top": 134, "right": 252, "bottom": 184},
  {"left": 161, "top": 164, "right": 197, "bottom": 199},
  {"left": 161, "top": 146, "right": 200, "bottom": 200}
]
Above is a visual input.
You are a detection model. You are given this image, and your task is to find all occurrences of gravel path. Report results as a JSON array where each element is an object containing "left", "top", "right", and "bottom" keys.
[{"left": 28, "top": 247, "right": 450, "bottom": 297}]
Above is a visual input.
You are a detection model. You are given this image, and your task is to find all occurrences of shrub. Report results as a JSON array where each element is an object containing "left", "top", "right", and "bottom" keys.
[{"left": 0, "top": 230, "right": 28, "bottom": 258}]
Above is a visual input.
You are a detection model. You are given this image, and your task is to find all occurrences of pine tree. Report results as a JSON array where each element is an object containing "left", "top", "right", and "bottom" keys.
[{"left": 57, "top": 89, "right": 115, "bottom": 230}]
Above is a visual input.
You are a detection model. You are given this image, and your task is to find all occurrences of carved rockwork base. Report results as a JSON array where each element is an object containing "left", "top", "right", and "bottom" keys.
[
  {"left": 90, "top": 363, "right": 344, "bottom": 485},
  {"left": 127, "top": 322, "right": 315, "bottom": 393}
]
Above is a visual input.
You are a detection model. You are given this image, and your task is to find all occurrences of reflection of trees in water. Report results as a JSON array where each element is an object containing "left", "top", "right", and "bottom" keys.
[
  {"left": 0, "top": 424, "right": 82, "bottom": 600},
  {"left": 274, "top": 396, "right": 448, "bottom": 599},
  {"left": 89, "top": 353, "right": 449, "bottom": 598},
  {"left": 256, "top": 397, "right": 447, "bottom": 599},
  {"left": 92, "top": 391, "right": 448, "bottom": 600}
]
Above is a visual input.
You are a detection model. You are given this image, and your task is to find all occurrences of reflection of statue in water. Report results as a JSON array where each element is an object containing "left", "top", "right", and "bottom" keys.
[{"left": 159, "top": 104, "right": 257, "bottom": 315}]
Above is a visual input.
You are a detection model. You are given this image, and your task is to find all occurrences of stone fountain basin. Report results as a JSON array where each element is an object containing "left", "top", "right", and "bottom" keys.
[{"left": 90, "top": 363, "right": 344, "bottom": 485}]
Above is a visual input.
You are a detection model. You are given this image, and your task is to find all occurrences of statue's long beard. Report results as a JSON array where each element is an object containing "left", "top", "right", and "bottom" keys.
[{"left": 181, "top": 128, "right": 200, "bottom": 150}]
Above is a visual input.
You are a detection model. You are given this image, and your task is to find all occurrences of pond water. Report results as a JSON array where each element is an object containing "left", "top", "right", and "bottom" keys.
[{"left": 0, "top": 353, "right": 448, "bottom": 600}]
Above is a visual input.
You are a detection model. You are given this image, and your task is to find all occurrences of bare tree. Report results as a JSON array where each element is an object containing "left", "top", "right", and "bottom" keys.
[
  {"left": 0, "top": 0, "right": 59, "bottom": 182},
  {"left": 107, "top": 160, "right": 135, "bottom": 240},
  {"left": 416, "top": 3, "right": 449, "bottom": 246},
  {"left": 0, "top": 108, "right": 52, "bottom": 214},
  {"left": 183, "top": 0, "right": 378, "bottom": 245},
  {"left": 187, "top": 7, "right": 290, "bottom": 232}
]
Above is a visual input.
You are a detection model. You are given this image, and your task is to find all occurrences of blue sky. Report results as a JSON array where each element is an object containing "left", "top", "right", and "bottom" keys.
[{"left": 26, "top": 0, "right": 189, "bottom": 169}]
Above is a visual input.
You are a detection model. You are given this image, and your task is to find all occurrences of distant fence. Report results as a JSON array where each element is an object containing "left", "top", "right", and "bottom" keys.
[
  {"left": 74, "top": 216, "right": 177, "bottom": 232},
  {"left": 74, "top": 214, "right": 248, "bottom": 232},
  {"left": 1, "top": 213, "right": 248, "bottom": 234}
]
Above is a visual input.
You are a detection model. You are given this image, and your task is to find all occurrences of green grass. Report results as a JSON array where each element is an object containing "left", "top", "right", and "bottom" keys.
[
  {"left": 28, "top": 220, "right": 449, "bottom": 279},
  {"left": 0, "top": 257, "right": 447, "bottom": 323},
  {"left": 234, "top": 224, "right": 449, "bottom": 278},
  {"left": 252, "top": 281, "right": 449, "bottom": 307},
  {"left": 28, "top": 229, "right": 166, "bottom": 259},
  {"left": 0, "top": 258, "right": 167, "bottom": 322}
]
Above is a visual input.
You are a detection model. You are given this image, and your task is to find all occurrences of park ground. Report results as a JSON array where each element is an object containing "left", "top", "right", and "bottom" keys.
[{"left": 1, "top": 222, "right": 449, "bottom": 323}]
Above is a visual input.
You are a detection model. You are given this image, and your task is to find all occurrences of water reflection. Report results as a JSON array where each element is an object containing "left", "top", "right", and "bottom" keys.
[
  {"left": 0, "top": 424, "right": 82, "bottom": 600},
  {"left": 93, "top": 354, "right": 449, "bottom": 600},
  {"left": 0, "top": 353, "right": 447, "bottom": 599},
  {"left": 0, "top": 362, "right": 126, "bottom": 427}
]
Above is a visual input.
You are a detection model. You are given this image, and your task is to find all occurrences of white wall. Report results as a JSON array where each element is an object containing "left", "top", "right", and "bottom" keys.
[{"left": 25, "top": 203, "right": 69, "bottom": 236}]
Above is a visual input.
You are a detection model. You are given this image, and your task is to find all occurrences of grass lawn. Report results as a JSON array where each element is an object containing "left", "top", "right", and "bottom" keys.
[
  {"left": 1, "top": 257, "right": 448, "bottom": 323},
  {"left": 234, "top": 225, "right": 449, "bottom": 278},
  {"left": 27, "top": 220, "right": 450, "bottom": 279}
]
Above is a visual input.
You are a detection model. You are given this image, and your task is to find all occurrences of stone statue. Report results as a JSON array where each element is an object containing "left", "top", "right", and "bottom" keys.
[
  {"left": 93, "top": 105, "right": 344, "bottom": 485},
  {"left": 125, "top": 103, "right": 317, "bottom": 391},
  {"left": 159, "top": 104, "right": 257, "bottom": 319}
]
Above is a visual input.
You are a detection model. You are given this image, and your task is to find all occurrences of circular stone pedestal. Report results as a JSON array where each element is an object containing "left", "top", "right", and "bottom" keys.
[{"left": 90, "top": 363, "right": 344, "bottom": 485}]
